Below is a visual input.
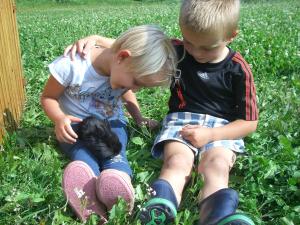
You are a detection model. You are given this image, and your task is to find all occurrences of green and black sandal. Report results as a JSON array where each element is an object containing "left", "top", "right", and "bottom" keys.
[
  {"left": 198, "top": 188, "right": 255, "bottom": 225},
  {"left": 216, "top": 213, "right": 255, "bottom": 225},
  {"left": 139, "top": 198, "right": 177, "bottom": 225}
]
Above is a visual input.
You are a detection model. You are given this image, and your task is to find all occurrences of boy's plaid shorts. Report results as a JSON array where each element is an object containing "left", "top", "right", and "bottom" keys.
[{"left": 151, "top": 112, "right": 245, "bottom": 159}]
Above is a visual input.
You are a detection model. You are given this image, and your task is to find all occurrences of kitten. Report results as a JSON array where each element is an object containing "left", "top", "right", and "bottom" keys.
[{"left": 77, "top": 116, "right": 122, "bottom": 161}]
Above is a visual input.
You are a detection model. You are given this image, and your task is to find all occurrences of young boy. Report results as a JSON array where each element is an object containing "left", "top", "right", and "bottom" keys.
[
  {"left": 139, "top": 1, "right": 258, "bottom": 224},
  {"left": 65, "top": 1, "right": 258, "bottom": 224}
]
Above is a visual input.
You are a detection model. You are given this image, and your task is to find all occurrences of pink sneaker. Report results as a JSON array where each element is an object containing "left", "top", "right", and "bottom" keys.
[
  {"left": 96, "top": 169, "right": 135, "bottom": 211},
  {"left": 62, "top": 161, "right": 107, "bottom": 223}
]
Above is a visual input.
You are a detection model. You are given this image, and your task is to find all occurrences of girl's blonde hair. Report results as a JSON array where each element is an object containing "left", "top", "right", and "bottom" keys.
[
  {"left": 111, "top": 25, "right": 177, "bottom": 86},
  {"left": 179, "top": 0, "right": 240, "bottom": 39}
]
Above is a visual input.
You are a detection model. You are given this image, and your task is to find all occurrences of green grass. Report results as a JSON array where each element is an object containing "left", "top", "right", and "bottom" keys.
[{"left": 0, "top": 0, "right": 300, "bottom": 224}]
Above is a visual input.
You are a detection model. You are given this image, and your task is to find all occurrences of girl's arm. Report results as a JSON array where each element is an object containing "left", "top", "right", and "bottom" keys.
[
  {"left": 122, "top": 90, "right": 159, "bottom": 129},
  {"left": 180, "top": 119, "right": 258, "bottom": 148},
  {"left": 40, "top": 75, "right": 82, "bottom": 143},
  {"left": 63, "top": 35, "right": 115, "bottom": 60}
]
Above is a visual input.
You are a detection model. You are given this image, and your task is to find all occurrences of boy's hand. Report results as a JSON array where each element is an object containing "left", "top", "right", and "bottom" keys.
[
  {"left": 179, "top": 124, "right": 213, "bottom": 148},
  {"left": 54, "top": 115, "right": 82, "bottom": 144},
  {"left": 63, "top": 35, "right": 98, "bottom": 61},
  {"left": 136, "top": 117, "right": 160, "bottom": 130}
]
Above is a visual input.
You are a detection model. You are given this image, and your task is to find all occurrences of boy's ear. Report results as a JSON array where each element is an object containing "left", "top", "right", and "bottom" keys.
[
  {"left": 233, "top": 30, "right": 239, "bottom": 38},
  {"left": 228, "top": 30, "right": 239, "bottom": 42},
  {"left": 117, "top": 49, "right": 131, "bottom": 63},
  {"left": 227, "top": 30, "right": 239, "bottom": 43}
]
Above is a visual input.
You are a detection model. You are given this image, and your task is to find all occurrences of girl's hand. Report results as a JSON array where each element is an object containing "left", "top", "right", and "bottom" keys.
[
  {"left": 179, "top": 124, "right": 213, "bottom": 148},
  {"left": 136, "top": 117, "right": 160, "bottom": 130},
  {"left": 63, "top": 35, "right": 99, "bottom": 61},
  {"left": 54, "top": 115, "right": 82, "bottom": 144}
]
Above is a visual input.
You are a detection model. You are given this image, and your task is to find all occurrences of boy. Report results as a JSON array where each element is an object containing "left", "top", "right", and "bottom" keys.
[
  {"left": 139, "top": 1, "right": 258, "bottom": 224},
  {"left": 65, "top": 1, "right": 258, "bottom": 224}
]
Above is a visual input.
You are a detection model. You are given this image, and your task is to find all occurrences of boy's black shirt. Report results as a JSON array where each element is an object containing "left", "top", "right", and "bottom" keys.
[{"left": 169, "top": 40, "right": 258, "bottom": 122}]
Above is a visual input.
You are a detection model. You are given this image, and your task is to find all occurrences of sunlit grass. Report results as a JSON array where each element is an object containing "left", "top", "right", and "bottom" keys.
[{"left": 0, "top": 0, "right": 299, "bottom": 224}]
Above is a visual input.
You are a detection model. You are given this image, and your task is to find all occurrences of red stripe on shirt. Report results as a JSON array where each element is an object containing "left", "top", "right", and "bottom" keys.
[
  {"left": 171, "top": 39, "right": 183, "bottom": 46},
  {"left": 235, "top": 53, "right": 256, "bottom": 120},
  {"left": 251, "top": 78, "right": 258, "bottom": 119},
  {"left": 238, "top": 53, "right": 258, "bottom": 120},
  {"left": 234, "top": 53, "right": 258, "bottom": 120},
  {"left": 232, "top": 53, "right": 258, "bottom": 120}
]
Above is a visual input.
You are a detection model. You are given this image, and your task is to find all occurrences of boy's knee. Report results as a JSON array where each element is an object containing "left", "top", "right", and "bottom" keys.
[
  {"left": 198, "top": 150, "right": 235, "bottom": 175},
  {"left": 164, "top": 153, "right": 193, "bottom": 172}
]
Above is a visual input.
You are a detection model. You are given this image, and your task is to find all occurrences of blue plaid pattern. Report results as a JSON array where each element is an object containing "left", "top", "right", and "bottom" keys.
[{"left": 151, "top": 112, "right": 245, "bottom": 158}]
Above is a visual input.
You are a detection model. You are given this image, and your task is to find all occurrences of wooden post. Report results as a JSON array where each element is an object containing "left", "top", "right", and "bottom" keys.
[{"left": 0, "top": 0, "right": 25, "bottom": 143}]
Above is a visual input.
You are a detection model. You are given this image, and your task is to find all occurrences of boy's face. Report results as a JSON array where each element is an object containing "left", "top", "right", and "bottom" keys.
[{"left": 181, "top": 25, "right": 230, "bottom": 63}]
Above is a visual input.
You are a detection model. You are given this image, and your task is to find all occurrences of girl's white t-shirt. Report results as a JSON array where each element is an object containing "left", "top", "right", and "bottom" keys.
[{"left": 48, "top": 54, "right": 126, "bottom": 122}]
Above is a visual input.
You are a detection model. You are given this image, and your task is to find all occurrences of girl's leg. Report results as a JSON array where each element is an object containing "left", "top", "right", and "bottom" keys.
[
  {"left": 59, "top": 138, "right": 101, "bottom": 176},
  {"left": 62, "top": 161, "right": 107, "bottom": 223},
  {"left": 96, "top": 120, "right": 134, "bottom": 211},
  {"left": 139, "top": 141, "right": 195, "bottom": 224},
  {"left": 59, "top": 141, "right": 106, "bottom": 222}
]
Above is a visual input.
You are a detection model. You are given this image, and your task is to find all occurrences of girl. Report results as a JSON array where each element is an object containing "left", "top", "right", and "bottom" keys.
[{"left": 40, "top": 25, "right": 176, "bottom": 223}]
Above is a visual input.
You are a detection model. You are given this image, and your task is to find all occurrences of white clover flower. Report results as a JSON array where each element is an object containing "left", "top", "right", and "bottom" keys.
[
  {"left": 267, "top": 50, "right": 272, "bottom": 55},
  {"left": 74, "top": 187, "right": 85, "bottom": 199},
  {"left": 284, "top": 51, "right": 289, "bottom": 57},
  {"left": 147, "top": 187, "right": 153, "bottom": 192},
  {"left": 13, "top": 204, "right": 21, "bottom": 212},
  {"left": 86, "top": 209, "right": 93, "bottom": 214}
]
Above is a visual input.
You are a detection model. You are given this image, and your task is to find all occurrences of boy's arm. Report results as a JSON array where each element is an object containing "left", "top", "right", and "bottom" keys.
[
  {"left": 122, "top": 90, "right": 159, "bottom": 129},
  {"left": 180, "top": 119, "right": 258, "bottom": 148},
  {"left": 63, "top": 35, "right": 115, "bottom": 60},
  {"left": 40, "top": 75, "right": 81, "bottom": 143},
  {"left": 210, "top": 119, "right": 258, "bottom": 140}
]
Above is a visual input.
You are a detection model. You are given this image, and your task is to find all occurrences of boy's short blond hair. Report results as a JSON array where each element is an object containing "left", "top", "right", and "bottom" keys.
[
  {"left": 179, "top": 0, "right": 240, "bottom": 39},
  {"left": 111, "top": 25, "right": 177, "bottom": 86}
]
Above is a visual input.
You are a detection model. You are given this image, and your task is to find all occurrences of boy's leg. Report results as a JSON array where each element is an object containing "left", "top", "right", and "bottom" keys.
[
  {"left": 198, "top": 147, "right": 254, "bottom": 225},
  {"left": 96, "top": 120, "right": 135, "bottom": 211},
  {"left": 139, "top": 141, "right": 194, "bottom": 224},
  {"left": 198, "top": 147, "right": 235, "bottom": 199},
  {"left": 160, "top": 141, "right": 195, "bottom": 203}
]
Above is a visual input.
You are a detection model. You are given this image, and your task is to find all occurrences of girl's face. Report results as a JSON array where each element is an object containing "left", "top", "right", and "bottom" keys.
[
  {"left": 180, "top": 25, "right": 232, "bottom": 64},
  {"left": 110, "top": 58, "right": 168, "bottom": 91},
  {"left": 110, "top": 61, "right": 139, "bottom": 91}
]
